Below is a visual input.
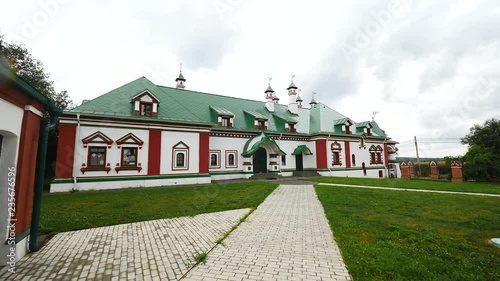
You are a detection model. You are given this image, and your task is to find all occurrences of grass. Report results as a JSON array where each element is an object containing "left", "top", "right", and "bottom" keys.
[
  {"left": 316, "top": 185, "right": 500, "bottom": 281},
  {"left": 193, "top": 252, "right": 208, "bottom": 265},
  {"left": 40, "top": 182, "right": 278, "bottom": 234},
  {"left": 309, "top": 177, "right": 500, "bottom": 194}
]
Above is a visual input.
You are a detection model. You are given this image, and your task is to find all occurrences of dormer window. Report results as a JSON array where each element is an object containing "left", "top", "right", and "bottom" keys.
[
  {"left": 345, "top": 122, "right": 352, "bottom": 134},
  {"left": 132, "top": 90, "right": 160, "bottom": 117},
  {"left": 210, "top": 106, "right": 234, "bottom": 128},
  {"left": 365, "top": 123, "right": 373, "bottom": 136},
  {"left": 257, "top": 119, "right": 267, "bottom": 130},
  {"left": 286, "top": 122, "right": 297, "bottom": 133},
  {"left": 140, "top": 102, "right": 152, "bottom": 116}
]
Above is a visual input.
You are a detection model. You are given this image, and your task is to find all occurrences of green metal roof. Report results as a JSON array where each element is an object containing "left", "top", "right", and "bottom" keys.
[
  {"left": 273, "top": 113, "right": 298, "bottom": 123},
  {"left": 287, "top": 82, "right": 297, "bottom": 89},
  {"left": 356, "top": 121, "right": 372, "bottom": 128},
  {"left": 296, "top": 94, "right": 303, "bottom": 102},
  {"left": 333, "top": 117, "right": 352, "bottom": 126},
  {"left": 292, "top": 145, "right": 313, "bottom": 155},
  {"left": 242, "top": 133, "right": 286, "bottom": 156},
  {"left": 70, "top": 76, "right": 390, "bottom": 137},
  {"left": 244, "top": 110, "right": 268, "bottom": 120},
  {"left": 210, "top": 106, "right": 234, "bottom": 116}
]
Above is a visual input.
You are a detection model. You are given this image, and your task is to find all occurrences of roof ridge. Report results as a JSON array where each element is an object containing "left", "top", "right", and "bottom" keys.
[{"left": 156, "top": 85, "right": 310, "bottom": 111}]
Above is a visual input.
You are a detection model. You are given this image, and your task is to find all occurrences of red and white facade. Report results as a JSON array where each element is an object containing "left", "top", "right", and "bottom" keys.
[{"left": 0, "top": 64, "right": 54, "bottom": 263}]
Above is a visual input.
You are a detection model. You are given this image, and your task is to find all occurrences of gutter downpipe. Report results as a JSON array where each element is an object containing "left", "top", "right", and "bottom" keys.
[
  {"left": 278, "top": 133, "right": 282, "bottom": 176},
  {"left": 29, "top": 107, "right": 63, "bottom": 252},
  {"left": 327, "top": 133, "right": 332, "bottom": 177},
  {"left": 73, "top": 114, "right": 81, "bottom": 191}
]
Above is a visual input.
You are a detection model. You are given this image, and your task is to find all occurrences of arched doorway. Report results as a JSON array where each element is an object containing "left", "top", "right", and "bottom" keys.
[{"left": 253, "top": 147, "right": 267, "bottom": 173}]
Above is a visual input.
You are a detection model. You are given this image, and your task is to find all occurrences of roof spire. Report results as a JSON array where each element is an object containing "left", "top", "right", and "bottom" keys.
[
  {"left": 309, "top": 91, "right": 318, "bottom": 108},
  {"left": 265, "top": 77, "right": 274, "bottom": 93},
  {"left": 176, "top": 63, "right": 186, "bottom": 89},
  {"left": 287, "top": 74, "right": 297, "bottom": 90}
]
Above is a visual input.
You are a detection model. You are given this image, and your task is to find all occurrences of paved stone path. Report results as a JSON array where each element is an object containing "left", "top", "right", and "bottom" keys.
[
  {"left": 318, "top": 183, "right": 500, "bottom": 197},
  {"left": 184, "top": 185, "right": 351, "bottom": 281},
  {"left": 0, "top": 208, "right": 250, "bottom": 281}
]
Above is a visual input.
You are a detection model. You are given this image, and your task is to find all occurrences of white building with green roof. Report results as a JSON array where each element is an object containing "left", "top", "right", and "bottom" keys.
[{"left": 51, "top": 73, "right": 399, "bottom": 192}]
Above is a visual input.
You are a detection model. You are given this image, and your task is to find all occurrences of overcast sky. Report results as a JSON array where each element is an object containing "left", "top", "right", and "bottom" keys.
[{"left": 2, "top": 0, "right": 499, "bottom": 157}]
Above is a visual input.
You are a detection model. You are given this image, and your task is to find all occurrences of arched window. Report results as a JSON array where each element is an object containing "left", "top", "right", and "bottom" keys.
[
  {"left": 225, "top": 150, "right": 237, "bottom": 168},
  {"left": 352, "top": 154, "right": 356, "bottom": 166},
  {"left": 172, "top": 141, "right": 189, "bottom": 170},
  {"left": 209, "top": 151, "right": 221, "bottom": 168},
  {"left": 176, "top": 153, "right": 185, "bottom": 167}
]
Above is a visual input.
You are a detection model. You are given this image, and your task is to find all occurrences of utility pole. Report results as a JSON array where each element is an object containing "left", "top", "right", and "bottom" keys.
[{"left": 414, "top": 136, "right": 421, "bottom": 176}]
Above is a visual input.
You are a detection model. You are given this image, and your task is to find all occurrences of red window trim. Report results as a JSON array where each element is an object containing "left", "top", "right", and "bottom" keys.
[
  {"left": 87, "top": 146, "right": 107, "bottom": 169},
  {"left": 120, "top": 147, "right": 138, "bottom": 168},
  {"left": 140, "top": 101, "right": 153, "bottom": 116}
]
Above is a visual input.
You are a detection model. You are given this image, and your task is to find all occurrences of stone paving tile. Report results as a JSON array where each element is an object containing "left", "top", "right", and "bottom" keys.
[
  {"left": 0, "top": 208, "right": 250, "bottom": 281},
  {"left": 183, "top": 185, "right": 351, "bottom": 281}
]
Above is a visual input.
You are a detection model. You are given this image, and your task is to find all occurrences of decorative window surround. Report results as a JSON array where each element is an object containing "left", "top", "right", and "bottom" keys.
[
  {"left": 172, "top": 141, "right": 189, "bottom": 170},
  {"left": 132, "top": 90, "right": 160, "bottom": 117},
  {"left": 81, "top": 146, "right": 111, "bottom": 174},
  {"left": 116, "top": 133, "right": 144, "bottom": 149},
  {"left": 81, "top": 131, "right": 113, "bottom": 174},
  {"left": 225, "top": 150, "right": 238, "bottom": 168},
  {"left": 82, "top": 131, "right": 113, "bottom": 148},
  {"left": 331, "top": 141, "right": 343, "bottom": 166},
  {"left": 369, "top": 145, "right": 384, "bottom": 164},
  {"left": 209, "top": 150, "right": 221, "bottom": 169}
]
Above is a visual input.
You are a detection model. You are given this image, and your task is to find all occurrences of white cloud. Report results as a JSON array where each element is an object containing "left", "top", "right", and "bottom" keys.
[{"left": 2, "top": 0, "right": 499, "bottom": 157}]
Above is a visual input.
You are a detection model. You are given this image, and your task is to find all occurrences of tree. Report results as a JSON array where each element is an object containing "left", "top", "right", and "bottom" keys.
[
  {"left": 0, "top": 33, "right": 73, "bottom": 109},
  {"left": 1, "top": 33, "right": 73, "bottom": 184},
  {"left": 461, "top": 118, "right": 500, "bottom": 181}
]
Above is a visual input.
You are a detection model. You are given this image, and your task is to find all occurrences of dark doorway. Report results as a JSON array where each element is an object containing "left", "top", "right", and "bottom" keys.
[
  {"left": 362, "top": 162, "right": 367, "bottom": 175},
  {"left": 295, "top": 154, "right": 303, "bottom": 171},
  {"left": 253, "top": 147, "right": 267, "bottom": 173},
  {"left": 388, "top": 164, "right": 398, "bottom": 178},
  {"left": 379, "top": 170, "right": 383, "bottom": 178}
]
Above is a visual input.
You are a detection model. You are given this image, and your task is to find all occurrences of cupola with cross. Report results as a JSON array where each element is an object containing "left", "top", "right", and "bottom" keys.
[
  {"left": 265, "top": 77, "right": 275, "bottom": 112},
  {"left": 175, "top": 64, "right": 186, "bottom": 89},
  {"left": 287, "top": 75, "right": 299, "bottom": 114},
  {"left": 309, "top": 92, "right": 318, "bottom": 109},
  {"left": 296, "top": 89, "right": 303, "bottom": 108}
]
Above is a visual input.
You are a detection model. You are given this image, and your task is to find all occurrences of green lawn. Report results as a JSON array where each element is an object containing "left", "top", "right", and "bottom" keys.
[
  {"left": 40, "top": 182, "right": 278, "bottom": 234},
  {"left": 316, "top": 185, "right": 500, "bottom": 281},
  {"left": 309, "top": 177, "right": 500, "bottom": 194}
]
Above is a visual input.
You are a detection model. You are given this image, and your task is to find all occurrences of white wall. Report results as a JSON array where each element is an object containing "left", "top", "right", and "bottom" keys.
[
  {"left": 0, "top": 99, "right": 23, "bottom": 265},
  {"left": 209, "top": 136, "right": 247, "bottom": 172},
  {"left": 277, "top": 140, "right": 317, "bottom": 170},
  {"left": 161, "top": 131, "right": 200, "bottom": 174},
  {"left": 75, "top": 126, "right": 150, "bottom": 178}
]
